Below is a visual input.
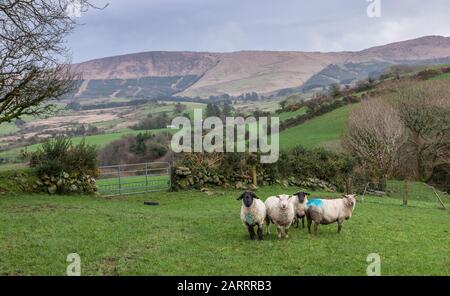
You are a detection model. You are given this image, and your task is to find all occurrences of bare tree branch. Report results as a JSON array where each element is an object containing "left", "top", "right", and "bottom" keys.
[{"left": 0, "top": 0, "right": 104, "bottom": 124}]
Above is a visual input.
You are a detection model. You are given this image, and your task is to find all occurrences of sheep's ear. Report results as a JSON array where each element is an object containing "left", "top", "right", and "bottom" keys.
[
  {"left": 237, "top": 193, "right": 245, "bottom": 200},
  {"left": 251, "top": 192, "right": 259, "bottom": 199},
  {"left": 276, "top": 195, "right": 281, "bottom": 199}
]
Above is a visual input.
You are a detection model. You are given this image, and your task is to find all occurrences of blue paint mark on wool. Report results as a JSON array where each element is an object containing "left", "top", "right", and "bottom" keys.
[
  {"left": 307, "top": 199, "right": 323, "bottom": 208},
  {"left": 245, "top": 213, "right": 255, "bottom": 225}
]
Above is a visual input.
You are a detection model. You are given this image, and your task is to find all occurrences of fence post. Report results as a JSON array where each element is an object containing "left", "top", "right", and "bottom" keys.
[
  {"left": 145, "top": 163, "right": 149, "bottom": 192},
  {"left": 403, "top": 179, "right": 408, "bottom": 206},
  {"left": 251, "top": 165, "right": 257, "bottom": 187},
  {"left": 118, "top": 165, "right": 122, "bottom": 196},
  {"left": 168, "top": 162, "right": 172, "bottom": 191}
]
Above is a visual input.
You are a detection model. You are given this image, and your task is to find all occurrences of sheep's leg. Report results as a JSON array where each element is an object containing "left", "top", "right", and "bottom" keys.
[
  {"left": 276, "top": 225, "right": 282, "bottom": 240},
  {"left": 285, "top": 226, "right": 290, "bottom": 239},
  {"left": 337, "top": 221, "right": 343, "bottom": 233},
  {"left": 307, "top": 218, "right": 312, "bottom": 234},
  {"left": 257, "top": 225, "right": 263, "bottom": 240},
  {"left": 301, "top": 216, "right": 305, "bottom": 229},
  {"left": 294, "top": 217, "right": 299, "bottom": 228},
  {"left": 247, "top": 224, "right": 256, "bottom": 240},
  {"left": 265, "top": 218, "right": 270, "bottom": 236},
  {"left": 313, "top": 222, "right": 319, "bottom": 236}
]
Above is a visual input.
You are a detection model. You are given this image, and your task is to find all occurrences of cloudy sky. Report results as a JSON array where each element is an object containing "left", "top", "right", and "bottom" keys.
[{"left": 67, "top": 0, "right": 450, "bottom": 62}]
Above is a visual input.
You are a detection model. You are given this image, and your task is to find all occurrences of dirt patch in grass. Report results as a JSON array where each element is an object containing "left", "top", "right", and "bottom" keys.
[{"left": 99, "top": 256, "right": 119, "bottom": 276}]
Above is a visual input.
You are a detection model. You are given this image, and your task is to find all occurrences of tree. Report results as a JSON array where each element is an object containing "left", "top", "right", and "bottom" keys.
[
  {"left": 222, "top": 102, "right": 232, "bottom": 117},
  {"left": 329, "top": 83, "right": 341, "bottom": 98},
  {"left": 392, "top": 81, "right": 450, "bottom": 181},
  {"left": 343, "top": 98, "right": 406, "bottom": 179},
  {"left": 0, "top": 0, "right": 102, "bottom": 125},
  {"left": 205, "top": 103, "right": 221, "bottom": 117},
  {"left": 174, "top": 102, "right": 186, "bottom": 114}
]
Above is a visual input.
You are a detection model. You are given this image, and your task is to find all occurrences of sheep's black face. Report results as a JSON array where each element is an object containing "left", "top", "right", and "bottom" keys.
[
  {"left": 294, "top": 191, "right": 310, "bottom": 203},
  {"left": 238, "top": 191, "right": 258, "bottom": 208}
]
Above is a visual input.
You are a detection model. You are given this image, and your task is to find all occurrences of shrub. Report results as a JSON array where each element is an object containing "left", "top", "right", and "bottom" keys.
[
  {"left": 99, "top": 132, "right": 169, "bottom": 165},
  {"left": 29, "top": 137, "right": 98, "bottom": 194},
  {"left": 415, "top": 69, "right": 441, "bottom": 80},
  {"left": 172, "top": 146, "right": 356, "bottom": 192},
  {"left": 131, "top": 113, "right": 170, "bottom": 130}
]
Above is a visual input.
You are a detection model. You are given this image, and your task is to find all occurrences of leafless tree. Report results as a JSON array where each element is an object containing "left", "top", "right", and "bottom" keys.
[
  {"left": 343, "top": 98, "right": 407, "bottom": 179},
  {"left": 392, "top": 80, "right": 450, "bottom": 181},
  {"left": 0, "top": 0, "right": 104, "bottom": 125}
]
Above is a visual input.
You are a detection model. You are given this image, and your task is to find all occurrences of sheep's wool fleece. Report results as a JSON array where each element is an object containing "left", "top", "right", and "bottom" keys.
[
  {"left": 307, "top": 199, "right": 353, "bottom": 224},
  {"left": 290, "top": 196, "right": 308, "bottom": 217},
  {"left": 265, "top": 196, "right": 295, "bottom": 226},
  {"left": 240, "top": 199, "right": 266, "bottom": 226}
]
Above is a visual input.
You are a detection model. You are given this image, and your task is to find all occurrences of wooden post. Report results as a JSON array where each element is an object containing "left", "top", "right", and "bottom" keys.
[
  {"left": 345, "top": 176, "right": 352, "bottom": 194},
  {"left": 403, "top": 179, "right": 408, "bottom": 206},
  {"left": 251, "top": 165, "right": 257, "bottom": 187},
  {"left": 426, "top": 184, "right": 447, "bottom": 210},
  {"left": 145, "top": 163, "right": 149, "bottom": 192}
]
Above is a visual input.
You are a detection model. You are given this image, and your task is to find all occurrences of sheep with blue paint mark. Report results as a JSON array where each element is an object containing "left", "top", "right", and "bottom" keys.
[
  {"left": 265, "top": 194, "right": 295, "bottom": 240},
  {"left": 290, "top": 191, "right": 310, "bottom": 228},
  {"left": 306, "top": 194, "right": 357, "bottom": 236},
  {"left": 238, "top": 191, "right": 266, "bottom": 240}
]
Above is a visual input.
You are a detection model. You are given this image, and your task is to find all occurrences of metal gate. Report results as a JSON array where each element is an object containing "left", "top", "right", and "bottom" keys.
[{"left": 97, "top": 162, "right": 171, "bottom": 197}]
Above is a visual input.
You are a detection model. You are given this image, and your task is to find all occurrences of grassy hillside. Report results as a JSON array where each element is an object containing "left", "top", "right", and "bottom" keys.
[
  {"left": 279, "top": 105, "right": 356, "bottom": 150},
  {"left": 0, "top": 185, "right": 448, "bottom": 275},
  {"left": 432, "top": 72, "right": 450, "bottom": 80},
  {"left": 277, "top": 107, "right": 307, "bottom": 122}
]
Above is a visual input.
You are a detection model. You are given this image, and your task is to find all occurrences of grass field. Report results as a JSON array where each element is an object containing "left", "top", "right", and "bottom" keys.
[
  {"left": 277, "top": 107, "right": 307, "bottom": 122},
  {"left": 432, "top": 72, "right": 450, "bottom": 80},
  {"left": 279, "top": 105, "right": 356, "bottom": 150},
  {"left": 0, "top": 185, "right": 448, "bottom": 276},
  {"left": 0, "top": 128, "right": 170, "bottom": 160},
  {"left": 0, "top": 122, "right": 19, "bottom": 136}
]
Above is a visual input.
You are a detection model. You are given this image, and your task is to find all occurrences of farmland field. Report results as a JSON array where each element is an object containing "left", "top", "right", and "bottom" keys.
[
  {"left": 277, "top": 107, "right": 307, "bottom": 122},
  {"left": 0, "top": 185, "right": 448, "bottom": 275},
  {"left": 0, "top": 122, "right": 19, "bottom": 136},
  {"left": 279, "top": 105, "right": 356, "bottom": 149},
  {"left": 0, "top": 128, "right": 170, "bottom": 160},
  {"left": 432, "top": 72, "right": 450, "bottom": 80}
]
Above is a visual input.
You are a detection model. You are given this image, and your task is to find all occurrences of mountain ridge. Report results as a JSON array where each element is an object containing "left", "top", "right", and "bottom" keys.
[{"left": 71, "top": 35, "right": 450, "bottom": 98}]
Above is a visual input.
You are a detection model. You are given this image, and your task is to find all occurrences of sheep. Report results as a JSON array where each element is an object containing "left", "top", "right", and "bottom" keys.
[
  {"left": 238, "top": 191, "right": 266, "bottom": 240},
  {"left": 306, "top": 194, "right": 357, "bottom": 236},
  {"left": 290, "top": 191, "right": 310, "bottom": 228},
  {"left": 265, "top": 194, "right": 295, "bottom": 240}
]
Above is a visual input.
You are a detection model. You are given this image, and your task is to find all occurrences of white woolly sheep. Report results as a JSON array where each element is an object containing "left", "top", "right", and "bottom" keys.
[
  {"left": 238, "top": 191, "right": 267, "bottom": 240},
  {"left": 306, "top": 194, "right": 357, "bottom": 236},
  {"left": 265, "top": 194, "right": 295, "bottom": 240},
  {"left": 290, "top": 191, "right": 310, "bottom": 228}
]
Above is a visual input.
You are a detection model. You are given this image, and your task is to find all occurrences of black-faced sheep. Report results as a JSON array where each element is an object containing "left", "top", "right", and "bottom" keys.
[
  {"left": 265, "top": 194, "right": 295, "bottom": 240},
  {"left": 306, "top": 194, "right": 357, "bottom": 236},
  {"left": 290, "top": 191, "right": 310, "bottom": 228},
  {"left": 238, "top": 191, "right": 266, "bottom": 240}
]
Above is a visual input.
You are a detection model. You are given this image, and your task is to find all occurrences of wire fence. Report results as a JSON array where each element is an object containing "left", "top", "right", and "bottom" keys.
[
  {"left": 97, "top": 162, "right": 171, "bottom": 197},
  {"left": 359, "top": 179, "right": 448, "bottom": 209}
]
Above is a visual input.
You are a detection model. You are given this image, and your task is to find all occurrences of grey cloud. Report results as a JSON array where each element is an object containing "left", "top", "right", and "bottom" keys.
[{"left": 68, "top": 0, "right": 450, "bottom": 62}]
